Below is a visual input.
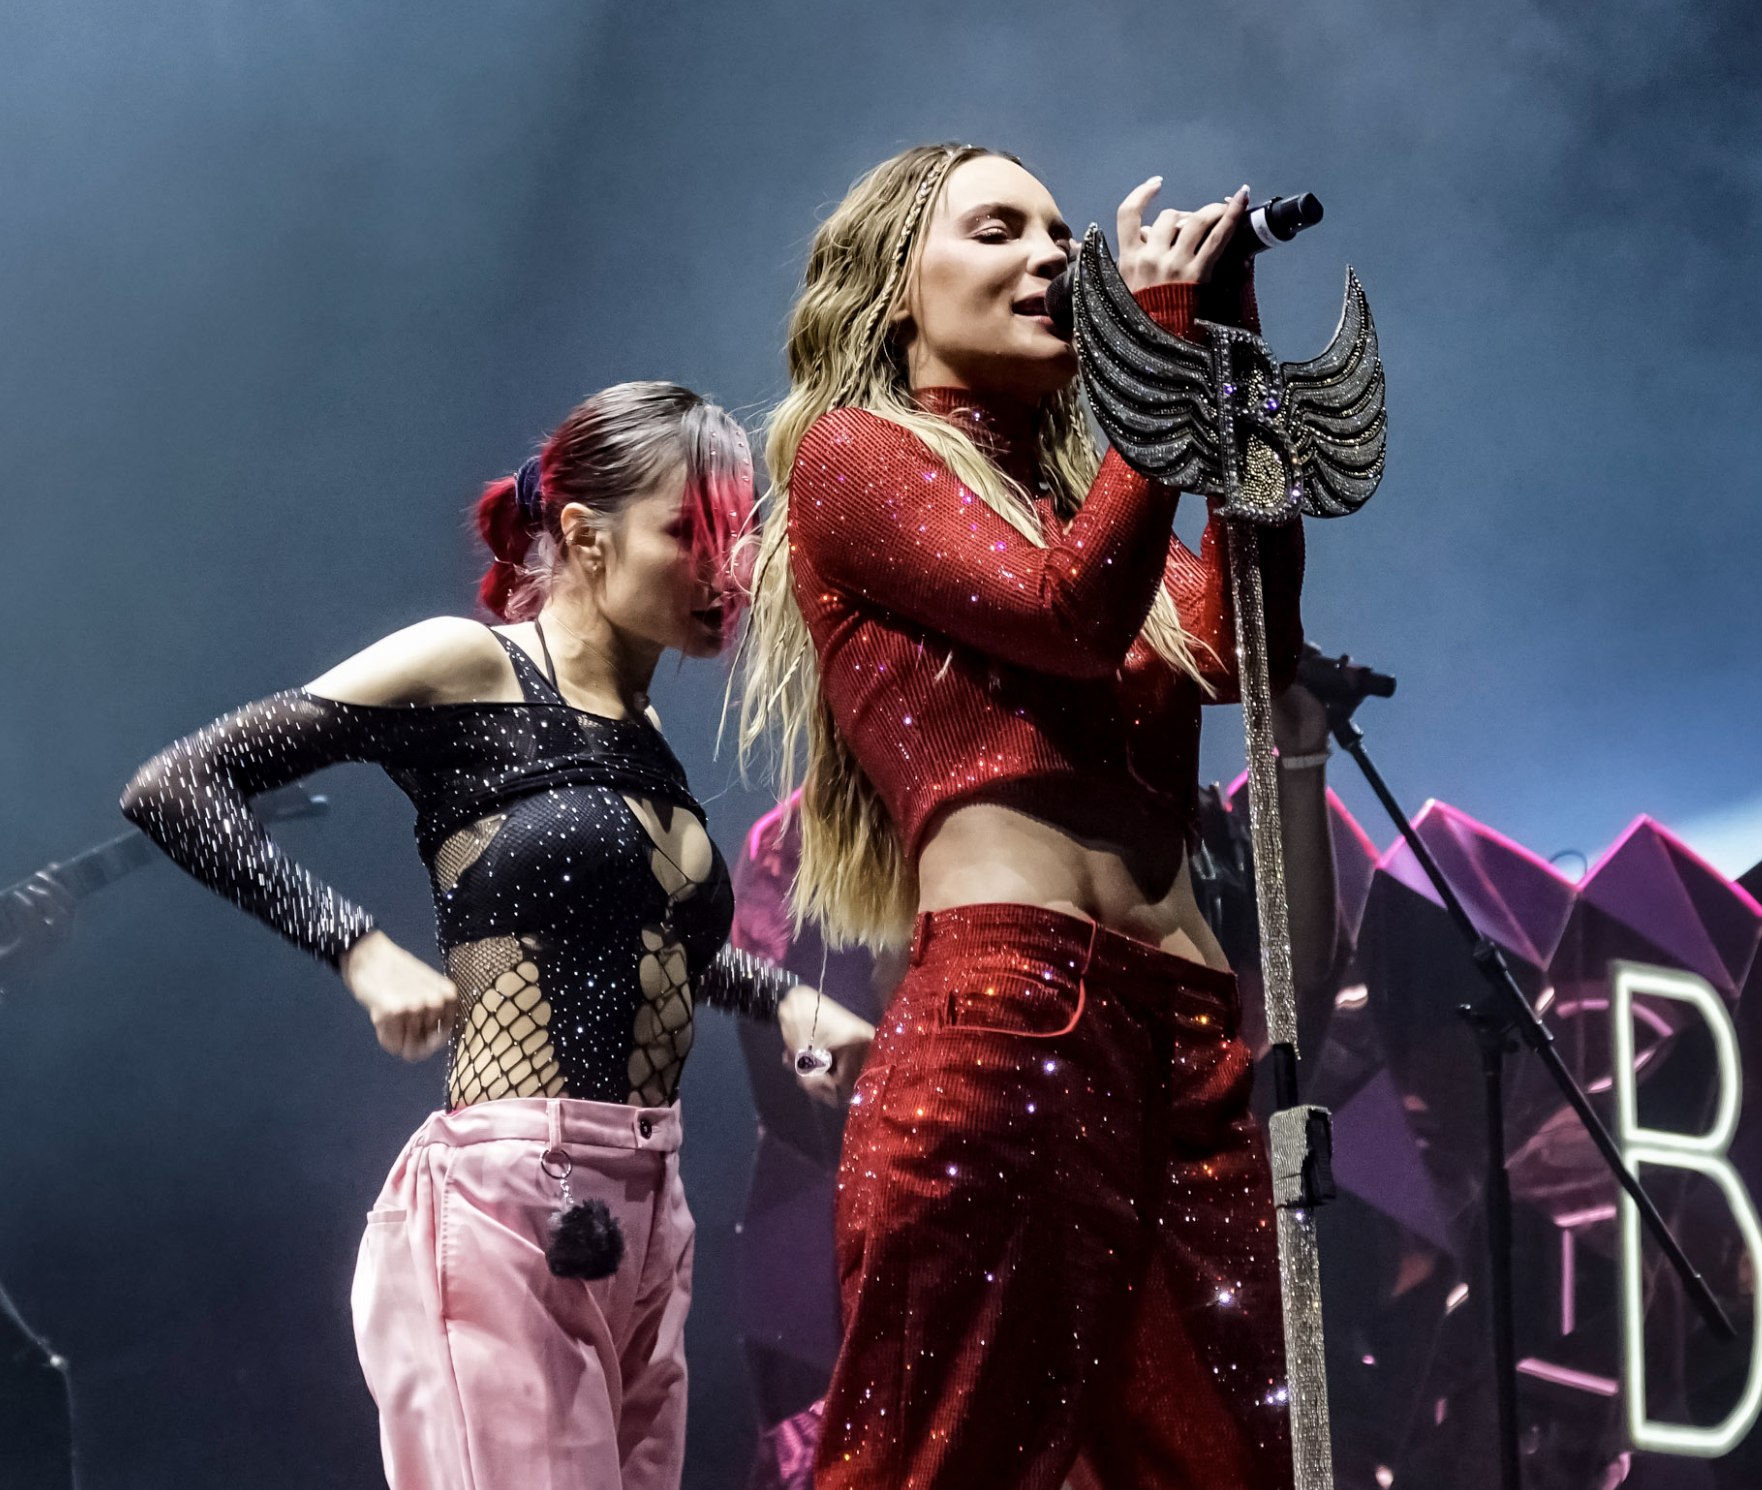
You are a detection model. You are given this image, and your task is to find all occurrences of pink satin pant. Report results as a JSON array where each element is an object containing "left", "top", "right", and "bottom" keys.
[{"left": 351, "top": 1097, "right": 695, "bottom": 1490}]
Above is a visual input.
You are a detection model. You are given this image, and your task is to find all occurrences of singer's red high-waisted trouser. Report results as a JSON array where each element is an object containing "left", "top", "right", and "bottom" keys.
[{"left": 816, "top": 903, "right": 1292, "bottom": 1490}]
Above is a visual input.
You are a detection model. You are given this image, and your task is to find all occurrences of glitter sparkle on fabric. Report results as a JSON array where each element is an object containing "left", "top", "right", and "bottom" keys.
[
  {"left": 1067, "top": 225, "right": 1391, "bottom": 1490},
  {"left": 122, "top": 630, "right": 793, "bottom": 1108}
]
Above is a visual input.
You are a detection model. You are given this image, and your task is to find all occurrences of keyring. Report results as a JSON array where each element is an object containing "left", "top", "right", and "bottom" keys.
[
  {"left": 540, "top": 1147, "right": 574, "bottom": 1181},
  {"left": 794, "top": 1045, "right": 833, "bottom": 1077}
]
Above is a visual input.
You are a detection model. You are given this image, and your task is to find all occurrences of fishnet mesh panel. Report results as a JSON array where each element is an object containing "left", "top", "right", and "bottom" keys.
[
  {"left": 433, "top": 813, "right": 507, "bottom": 892},
  {"left": 627, "top": 924, "right": 695, "bottom": 1105},
  {"left": 622, "top": 794, "right": 715, "bottom": 1107},
  {"left": 447, "top": 933, "right": 564, "bottom": 1107}
]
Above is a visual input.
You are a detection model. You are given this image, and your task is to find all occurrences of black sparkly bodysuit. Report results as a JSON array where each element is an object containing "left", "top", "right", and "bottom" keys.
[{"left": 122, "top": 627, "right": 793, "bottom": 1109}]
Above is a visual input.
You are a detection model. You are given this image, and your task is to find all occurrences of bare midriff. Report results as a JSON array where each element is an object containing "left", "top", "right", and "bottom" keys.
[{"left": 916, "top": 799, "right": 1227, "bottom": 971}]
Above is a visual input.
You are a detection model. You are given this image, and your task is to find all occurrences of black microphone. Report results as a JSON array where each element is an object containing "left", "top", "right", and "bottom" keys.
[
  {"left": 1294, "top": 642, "right": 1395, "bottom": 707},
  {"left": 1238, "top": 192, "right": 1324, "bottom": 257},
  {"left": 1046, "top": 192, "right": 1324, "bottom": 338}
]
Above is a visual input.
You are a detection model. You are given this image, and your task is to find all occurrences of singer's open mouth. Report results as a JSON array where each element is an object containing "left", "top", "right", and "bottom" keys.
[{"left": 1012, "top": 294, "right": 1049, "bottom": 318}]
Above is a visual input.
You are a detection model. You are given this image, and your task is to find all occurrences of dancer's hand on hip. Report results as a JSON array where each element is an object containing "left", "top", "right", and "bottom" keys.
[
  {"left": 340, "top": 929, "right": 459, "bottom": 1061},
  {"left": 1116, "top": 179, "right": 1249, "bottom": 290},
  {"left": 779, "top": 986, "right": 876, "bottom": 1108}
]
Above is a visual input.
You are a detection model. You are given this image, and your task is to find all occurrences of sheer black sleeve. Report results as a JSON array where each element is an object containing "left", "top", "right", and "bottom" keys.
[
  {"left": 694, "top": 943, "right": 798, "bottom": 1021},
  {"left": 121, "top": 690, "right": 389, "bottom": 967}
]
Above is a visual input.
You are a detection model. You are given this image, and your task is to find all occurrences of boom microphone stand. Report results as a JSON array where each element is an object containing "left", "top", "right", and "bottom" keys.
[
  {"left": 0, "top": 782, "right": 329, "bottom": 995},
  {"left": 0, "top": 781, "right": 332, "bottom": 1487},
  {"left": 1300, "top": 646, "right": 1736, "bottom": 1490}
]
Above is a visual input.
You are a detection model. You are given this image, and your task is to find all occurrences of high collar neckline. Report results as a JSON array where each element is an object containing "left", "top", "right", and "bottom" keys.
[{"left": 913, "top": 387, "right": 1040, "bottom": 482}]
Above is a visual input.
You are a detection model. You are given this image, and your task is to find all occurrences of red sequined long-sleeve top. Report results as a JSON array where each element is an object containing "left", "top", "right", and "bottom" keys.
[{"left": 787, "top": 282, "right": 1304, "bottom": 863}]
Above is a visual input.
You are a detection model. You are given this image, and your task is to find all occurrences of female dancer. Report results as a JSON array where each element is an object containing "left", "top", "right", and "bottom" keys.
[
  {"left": 123, "top": 382, "right": 828, "bottom": 1490},
  {"left": 740, "top": 148, "right": 1305, "bottom": 1489}
]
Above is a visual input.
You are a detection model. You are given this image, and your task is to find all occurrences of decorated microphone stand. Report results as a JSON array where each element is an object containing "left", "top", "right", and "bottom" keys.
[{"left": 1065, "top": 228, "right": 1390, "bottom": 1490}]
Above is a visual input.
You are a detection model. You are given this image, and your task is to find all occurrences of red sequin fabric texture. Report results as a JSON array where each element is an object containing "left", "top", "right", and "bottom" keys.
[
  {"left": 786, "top": 283, "right": 1304, "bottom": 861},
  {"left": 818, "top": 903, "right": 1292, "bottom": 1489}
]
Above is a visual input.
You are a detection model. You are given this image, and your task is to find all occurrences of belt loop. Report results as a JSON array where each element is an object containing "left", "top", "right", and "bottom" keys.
[
  {"left": 1070, "top": 916, "right": 1101, "bottom": 1028},
  {"left": 546, "top": 1099, "right": 563, "bottom": 1151},
  {"left": 1080, "top": 917, "right": 1101, "bottom": 980},
  {"left": 909, "top": 914, "right": 928, "bottom": 966}
]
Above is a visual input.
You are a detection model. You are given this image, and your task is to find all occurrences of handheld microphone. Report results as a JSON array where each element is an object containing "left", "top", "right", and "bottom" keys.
[
  {"left": 1045, "top": 192, "right": 1324, "bottom": 338},
  {"left": 1238, "top": 192, "right": 1324, "bottom": 257}
]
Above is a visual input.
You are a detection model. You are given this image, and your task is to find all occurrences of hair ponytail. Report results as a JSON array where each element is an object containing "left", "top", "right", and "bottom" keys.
[
  {"left": 473, "top": 382, "right": 754, "bottom": 628},
  {"left": 475, "top": 474, "right": 538, "bottom": 621}
]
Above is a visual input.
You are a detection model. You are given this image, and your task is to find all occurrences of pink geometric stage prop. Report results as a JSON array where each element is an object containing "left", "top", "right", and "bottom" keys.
[
  {"left": 1313, "top": 799, "right": 1761, "bottom": 1490},
  {"left": 730, "top": 791, "right": 1762, "bottom": 1488}
]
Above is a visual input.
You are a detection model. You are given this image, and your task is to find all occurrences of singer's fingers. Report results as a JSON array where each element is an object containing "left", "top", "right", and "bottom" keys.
[
  {"left": 373, "top": 1015, "right": 401, "bottom": 1056},
  {"left": 1191, "top": 187, "right": 1250, "bottom": 274},
  {"left": 1173, "top": 199, "right": 1228, "bottom": 259},
  {"left": 791, "top": 1063, "right": 840, "bottom": 1106},
  {"left": 1115, "top": 176, "right": 1163, "bottom": 247},
  {"left": 1146, "top": 207, "right": 1184, "bottom": 252}
]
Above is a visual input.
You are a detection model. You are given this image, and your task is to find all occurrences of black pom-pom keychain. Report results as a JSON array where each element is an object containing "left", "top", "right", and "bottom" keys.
[{"left": 540, "top": 1147, "right": 625, "bottom": 1281}]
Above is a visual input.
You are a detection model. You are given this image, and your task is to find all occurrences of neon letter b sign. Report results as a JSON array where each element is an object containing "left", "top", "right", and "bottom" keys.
[{"left": 1611, "top": 960, "right": 1762, "bottom": 1456}]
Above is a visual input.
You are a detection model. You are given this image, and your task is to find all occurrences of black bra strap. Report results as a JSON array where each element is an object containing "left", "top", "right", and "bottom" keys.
[
  {"left": 532, "top": 619, "right": 562, "bottom": 692},
  {"left": 491, "top": 629, "right": 561, "bottom": 705}
]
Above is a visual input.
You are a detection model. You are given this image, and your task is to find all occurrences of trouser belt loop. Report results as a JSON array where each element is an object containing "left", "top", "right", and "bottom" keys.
[{"left": 1078, "top": 916, "right": 1101, "bottom": 991}]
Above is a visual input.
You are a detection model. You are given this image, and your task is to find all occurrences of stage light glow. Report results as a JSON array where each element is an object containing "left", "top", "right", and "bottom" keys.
[
  {"left": 1516, "top": 1357, "right": 1619, "bottom": 1396},
  {"left": 1551, "top": 1204, "right": 1617, "bottom": 1337},
  {"left": 1611, "top": 960, "right": 1762, "bottom": 1457}
]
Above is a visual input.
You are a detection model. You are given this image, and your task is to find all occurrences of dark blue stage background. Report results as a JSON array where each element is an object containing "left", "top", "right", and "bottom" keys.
[{"left": 0, "top": 2, "right": 1757, "bottom": 1485}]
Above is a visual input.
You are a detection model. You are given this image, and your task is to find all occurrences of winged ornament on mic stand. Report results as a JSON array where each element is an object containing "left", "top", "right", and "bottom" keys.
[{"left": 1066, "top": 223, "right": 1389, "bottom": 1490}]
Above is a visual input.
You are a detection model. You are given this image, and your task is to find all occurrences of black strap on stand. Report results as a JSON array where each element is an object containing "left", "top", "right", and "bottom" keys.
[{"left": 1302, "top": 647, "right": 1736, "bottom": 1490}]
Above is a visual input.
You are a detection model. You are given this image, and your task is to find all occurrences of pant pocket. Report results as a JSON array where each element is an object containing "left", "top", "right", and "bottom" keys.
[{"left": 942, "top": 973, "right": 1086, "bottom": 1039}]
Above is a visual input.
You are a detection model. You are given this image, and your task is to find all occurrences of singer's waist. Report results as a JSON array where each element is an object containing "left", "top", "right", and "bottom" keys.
[
  {"left": 915, "top": 791, "right": 1211, "bottom": 934},
  {"left": 834, "top": 718, "right": 1205, "bottom": 864}
]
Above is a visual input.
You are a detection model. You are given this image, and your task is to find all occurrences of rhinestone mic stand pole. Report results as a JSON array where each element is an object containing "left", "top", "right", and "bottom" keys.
[
  {"left": 1062, "top": 222, "right": 1395, "bottom": 1489},
  {"left": 1225, "top": 520, "right": 1336, "bottom": 1485}
]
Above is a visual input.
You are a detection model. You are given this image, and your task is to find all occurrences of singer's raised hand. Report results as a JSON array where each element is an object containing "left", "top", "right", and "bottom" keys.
[{"left": 1116, "top": 180, "right": 1250, "bottom": 292}]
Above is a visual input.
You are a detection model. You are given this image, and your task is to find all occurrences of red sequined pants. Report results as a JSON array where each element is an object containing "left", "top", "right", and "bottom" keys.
[{"left": 816, "top": 903, "right": 1291, "bottom": 1490}]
